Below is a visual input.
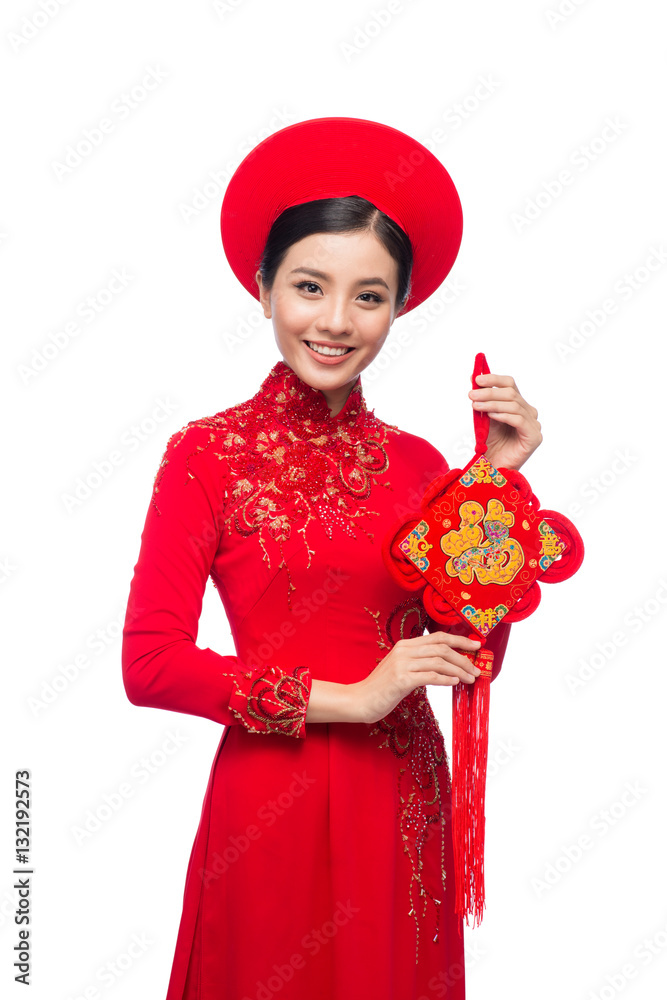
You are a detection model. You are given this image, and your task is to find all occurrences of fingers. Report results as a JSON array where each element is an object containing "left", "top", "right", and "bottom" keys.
[
  {"left": 470, "top": 392, "right": 533, "bottom": 420},
  {"left": 389, "top": 633, "right": 483, "bottom": 687},
  {"left": 410, "top": 632, "right": 482, "bottom": 683},
  {"left": 469, "top": 375, "right": 535, "bottom": 417},
  {"left": 469, "top": 381, "right": 542, "bottom": 450},
  {"left": 472, "top": 372, "right": 518, "bottom": 393},
  {"left": 411, "top": 630, "right": 480, "bottom": 646},
  {"left": 415, "top": 631, "right": 481, "bottom": 653},
  {"left": 420, "top": 656, "right": 480, "bottom": 685},
  {"left": 408, "top": 632, "right": 480, "bottom": 660},
  {"left": 444, "top": 651, "right": 480, "bottom": 682}
]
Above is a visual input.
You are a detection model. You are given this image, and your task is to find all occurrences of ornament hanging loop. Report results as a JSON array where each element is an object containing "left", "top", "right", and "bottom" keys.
[{"left": 472, "top": 352, "right": 490, "bottom": 456}]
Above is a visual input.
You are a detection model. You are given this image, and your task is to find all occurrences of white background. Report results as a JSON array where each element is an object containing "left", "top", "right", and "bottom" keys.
[{"left": 2, "top": 1, "right": 666, "bottom": 998}]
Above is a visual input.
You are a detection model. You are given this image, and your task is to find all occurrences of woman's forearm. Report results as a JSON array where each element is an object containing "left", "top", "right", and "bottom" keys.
[{"left": 305, "top": 678, "right": 361, "bottom": 724}]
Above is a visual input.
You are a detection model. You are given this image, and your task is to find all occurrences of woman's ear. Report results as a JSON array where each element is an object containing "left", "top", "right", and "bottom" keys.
[{"left": 255, "top": 270, "right": 272, "bottom": 319}]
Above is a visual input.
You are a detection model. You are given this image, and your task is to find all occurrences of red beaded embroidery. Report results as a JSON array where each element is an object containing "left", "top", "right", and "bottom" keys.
[
  {"left": 221, "top": 663, "right": 312, "bottom": 739},
  {"left": 365, "top": 599, "right": 451, "bottom": 964},
  {"left": 151, "top": 360, "right": 399, "bottom": 604}
]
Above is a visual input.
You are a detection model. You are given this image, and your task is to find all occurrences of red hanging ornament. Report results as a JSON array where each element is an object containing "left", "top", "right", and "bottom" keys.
[{"left": 382, "top": 352, "right": 585, "bottom": 926}]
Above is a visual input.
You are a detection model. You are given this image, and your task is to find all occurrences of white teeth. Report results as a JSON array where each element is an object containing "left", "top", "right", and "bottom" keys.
[{"left": 306, "top": 341, "right": 351, "bottom": 357}]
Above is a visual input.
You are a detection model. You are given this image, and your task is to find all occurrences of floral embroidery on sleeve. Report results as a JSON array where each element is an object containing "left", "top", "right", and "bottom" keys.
[{"left": 221, "top": 663, "right": 312, "bottom": 738}]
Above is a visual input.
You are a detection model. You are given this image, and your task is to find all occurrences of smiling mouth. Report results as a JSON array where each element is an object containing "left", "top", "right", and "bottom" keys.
[{"left": 305, "top": 341, "right": 354, "bottom": 357}]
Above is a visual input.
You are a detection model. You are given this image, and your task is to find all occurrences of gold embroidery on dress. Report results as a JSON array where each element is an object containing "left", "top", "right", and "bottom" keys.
[
  {"left": 220, "top": 663, "right": 311, "bottom": 739},
  {"left": 364, "top": 599, "right": 451, "bottom": 964},
  {"left": 151, "top": 360, "right": 399, "bottom": 605}
]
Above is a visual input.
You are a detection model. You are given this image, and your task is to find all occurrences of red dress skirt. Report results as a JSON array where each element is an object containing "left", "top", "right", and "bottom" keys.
[{"left": 122, "top": 360, "right": 511, "bottom": 999}]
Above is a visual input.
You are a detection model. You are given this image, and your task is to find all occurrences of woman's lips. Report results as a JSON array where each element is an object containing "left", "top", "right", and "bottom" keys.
[{"left": 303, "top": 341, "right": 355, "bottom": 366}]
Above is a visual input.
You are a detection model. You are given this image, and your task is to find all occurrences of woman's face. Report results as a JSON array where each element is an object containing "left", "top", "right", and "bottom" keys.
[{"left": 255, "top": 230, "right": 400, "bottom": 411}]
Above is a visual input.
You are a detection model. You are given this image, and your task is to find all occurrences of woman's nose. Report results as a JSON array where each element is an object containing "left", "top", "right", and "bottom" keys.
[{"left": 314, "top": 296, "right": 352, "bottom": 335}]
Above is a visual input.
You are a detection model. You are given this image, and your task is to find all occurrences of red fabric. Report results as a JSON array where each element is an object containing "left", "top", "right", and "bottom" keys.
[{"left": 121, "top": 360, "right": 511, "bottom": 1000}]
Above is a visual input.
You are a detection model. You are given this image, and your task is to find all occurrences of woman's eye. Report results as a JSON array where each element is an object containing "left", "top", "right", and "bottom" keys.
[{"left": 294, "top": 282, "right": 383, "bottom": 303}]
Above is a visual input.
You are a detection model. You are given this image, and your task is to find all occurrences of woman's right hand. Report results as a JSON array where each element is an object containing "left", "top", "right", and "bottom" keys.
[{"left": 352, "top": 631, "right": 483, "bottom": 725}]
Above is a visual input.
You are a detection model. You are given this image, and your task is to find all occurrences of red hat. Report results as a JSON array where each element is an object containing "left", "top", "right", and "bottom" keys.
[{"left": 220, "top": 116, "right": 463, "bottom": 316}]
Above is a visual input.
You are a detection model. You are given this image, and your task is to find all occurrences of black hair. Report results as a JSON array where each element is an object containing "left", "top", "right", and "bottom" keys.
[{"left": 257, "top": 195, "right": 413, "bottom": 311}]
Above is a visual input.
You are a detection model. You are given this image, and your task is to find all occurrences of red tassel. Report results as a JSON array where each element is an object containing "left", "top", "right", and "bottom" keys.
[{"left": 451, "top": 646, "right": 494, "bottom": 926}]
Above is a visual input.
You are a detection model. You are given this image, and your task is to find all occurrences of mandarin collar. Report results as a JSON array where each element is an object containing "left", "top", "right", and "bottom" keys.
[{"left": 257, "top": 359, "right": 368, "bottom": 431}]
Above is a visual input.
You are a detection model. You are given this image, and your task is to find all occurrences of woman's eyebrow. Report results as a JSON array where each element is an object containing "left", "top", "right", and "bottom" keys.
[{"left": 288, "top": 266, "right": 390, "bottom": 290}]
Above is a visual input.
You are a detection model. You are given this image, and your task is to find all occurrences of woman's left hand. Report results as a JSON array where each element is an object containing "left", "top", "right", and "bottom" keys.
[{"left": 469, "top": 372, "right": 543, "bottom": 471}]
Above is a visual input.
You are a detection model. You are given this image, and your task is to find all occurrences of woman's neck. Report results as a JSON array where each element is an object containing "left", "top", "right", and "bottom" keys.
[{"left": 319, "top": 381, "right": 357, "bottom": 418}]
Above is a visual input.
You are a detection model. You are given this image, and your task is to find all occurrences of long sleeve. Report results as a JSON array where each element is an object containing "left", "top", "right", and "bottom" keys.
[{"left": 121, "top": 422, "right": 312, "bottom": 737}]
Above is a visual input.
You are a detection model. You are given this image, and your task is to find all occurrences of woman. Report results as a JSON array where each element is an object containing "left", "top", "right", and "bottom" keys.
[{"left": 121, "top": 117, "right": 542, "bottom": 1000}]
